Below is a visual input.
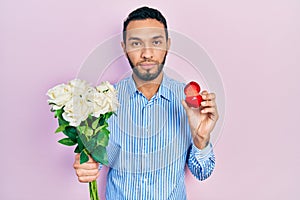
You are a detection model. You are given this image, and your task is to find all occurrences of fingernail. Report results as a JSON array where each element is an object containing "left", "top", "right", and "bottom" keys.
[
  {"left": 202, "top": 95, "right": 206, "bottom": 99},
  {"left": 201, "top": 101, "right": 206, "bottom": 106}
]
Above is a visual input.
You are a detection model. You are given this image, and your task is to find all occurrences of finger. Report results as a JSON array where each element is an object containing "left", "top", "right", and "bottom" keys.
[
  {"left": 75, "top": 153, "right": 80, "bottom": 161},
  {"left": 181, "top": 100, "right": 190, "bottom": 111},
  {"left": 181, "top": 100, "right": 202, "bottom": 117},
  {"left": 78, "top": 174, "right": 99, "bottom": 183},
  {"left": 77, "top": 170, "right": 100, "bottom": 183},
  {"left": 202, "top": 93, "right": 216, "bottom": 101},
  {"left": 201, "top": 90, "right": 209, "bottom": 95},
  {"left": 201, "top": 107, "right": 218, "bottom": 115},
  {"left": 201, "top": 108, "right": 219, "bottom": 120},
  {"left": 76, "top": 168, "right": 100, "bottom": 177},
  {"left": 74, "top": 162, "right": 99, "bottom": 170},
  {"left": 87, "top": 155, "right": 97, "bottom": 163},
  {"left": 74, "top": 154, "right": 81, "bottom": 166},
  {"left": 74, "top": 153, "right": 97, "bottom": 164},
  {"left": 201, "top": 100, "right": 216, "bottom": 107}
]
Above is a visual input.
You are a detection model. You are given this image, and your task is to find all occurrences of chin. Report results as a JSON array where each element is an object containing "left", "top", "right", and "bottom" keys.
[{"left": 133, "top": 68, "right": 162, "bottom": 81}]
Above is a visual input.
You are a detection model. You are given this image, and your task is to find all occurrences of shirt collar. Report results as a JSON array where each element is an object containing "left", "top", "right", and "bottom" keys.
[
  {"left": 156, "top": 74, "right": 173, "bottom": 101},
  {"left": 128, "top": 73, "right": 174, "bottom": 101},
  {"left": 127, "top": 75, "right": 137, "bottom": 96}
]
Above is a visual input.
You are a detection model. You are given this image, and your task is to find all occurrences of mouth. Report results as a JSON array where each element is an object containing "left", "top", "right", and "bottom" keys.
[{"left": 139, "top": 62, "right": 157, "bottom": 70}]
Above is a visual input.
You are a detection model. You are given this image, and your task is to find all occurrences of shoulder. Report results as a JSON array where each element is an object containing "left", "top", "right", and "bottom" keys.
[
  {"left": 113, "top": 76, "right": 131, "bottom": 89},
  {"left": 161, "top": 75, "right": 186, "bottom": 102},
  {"left": 164, "top": 75, "right": 185, "bottom": 89},
  {"left": 112, "top": 76, "right": 136, "bottom": 96}
]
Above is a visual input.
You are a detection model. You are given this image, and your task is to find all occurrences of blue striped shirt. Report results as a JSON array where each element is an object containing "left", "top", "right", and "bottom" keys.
[{"left": 105, "top": 74, "right": 215, "bottom": 199}]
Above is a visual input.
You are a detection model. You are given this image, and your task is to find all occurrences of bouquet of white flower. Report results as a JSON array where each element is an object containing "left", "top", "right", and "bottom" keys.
[{"left": 47, "top": 79, "right": 119, "bottom": 200}]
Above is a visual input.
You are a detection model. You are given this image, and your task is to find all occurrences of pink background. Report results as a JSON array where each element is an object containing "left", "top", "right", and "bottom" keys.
[{"left": 1, "top": 0, "right": 300, "bottom": 199}]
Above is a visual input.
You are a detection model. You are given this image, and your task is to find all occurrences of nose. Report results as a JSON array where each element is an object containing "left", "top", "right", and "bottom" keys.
[{"left": 140, "top": 46, "right": 154, "bottom": 59}]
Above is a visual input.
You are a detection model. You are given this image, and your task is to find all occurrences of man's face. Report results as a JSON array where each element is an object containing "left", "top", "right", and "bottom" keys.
[{"left": 122, "top": 19, "right": 170, "bottom": 81}]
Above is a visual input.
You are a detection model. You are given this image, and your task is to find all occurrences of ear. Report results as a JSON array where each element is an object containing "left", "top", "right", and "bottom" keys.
[
  {"left": 166, "top": 38, "right": 171, "bottom": 51},
  {"left": 121, "top": 41, "right": 126, "bottom": 54}
]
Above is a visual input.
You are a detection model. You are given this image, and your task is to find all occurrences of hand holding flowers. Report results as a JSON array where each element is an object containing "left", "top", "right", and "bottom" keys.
[{"left": 47, "top": 79, "right": 119, "bottom": 200}]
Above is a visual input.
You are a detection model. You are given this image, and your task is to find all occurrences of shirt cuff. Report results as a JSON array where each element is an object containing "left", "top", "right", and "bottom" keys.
[
  {"left": 98, "top": 163, "right": 103, "bottom": 170},
  {"left": 191, "top": 142, "right": 213, "bottom": 160}
]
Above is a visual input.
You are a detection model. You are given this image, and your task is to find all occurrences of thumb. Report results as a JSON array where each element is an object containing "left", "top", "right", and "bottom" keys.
[
  {"left": 181, "top": 100, "right": 190, "bottom": 112},
  {"left": 88, "top": 154, "right": 97, "bottom": 163}
]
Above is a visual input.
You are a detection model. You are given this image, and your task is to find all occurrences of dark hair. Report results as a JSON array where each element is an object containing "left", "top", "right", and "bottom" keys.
[{"left": 123, "top": 6, "right": 168, "bottom": 43}]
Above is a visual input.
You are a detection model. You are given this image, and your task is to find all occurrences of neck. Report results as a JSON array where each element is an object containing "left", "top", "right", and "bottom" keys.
[{"left": 133, "top": 73, "right": 163, "bottom": 100}]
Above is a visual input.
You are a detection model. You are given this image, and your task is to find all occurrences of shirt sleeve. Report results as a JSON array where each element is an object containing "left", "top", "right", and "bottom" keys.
[{"left": 186, "top": 142, "right": 215, "bottom": 181}]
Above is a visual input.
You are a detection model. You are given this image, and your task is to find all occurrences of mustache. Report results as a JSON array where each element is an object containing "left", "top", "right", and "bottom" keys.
[
  {"left": 137, "top": 60, "right": 159, "bottom": 66},
  {"left": 125, "top": 52, "right": 168, "bottom": 69}
]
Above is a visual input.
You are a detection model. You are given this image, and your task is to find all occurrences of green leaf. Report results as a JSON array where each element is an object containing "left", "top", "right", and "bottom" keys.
[
  {"left": 63, "top": 126, "right": 78, "bottom": 141},
  {"left": 80, "top": 150, "right": 89, "bottom": 164},
  {"left": 104, "top": 112, "right": 113, "bottom": 120},
  {"left": 85, "top": 126, "right": 94, "bottom": 137},
  {"left": 58, "top": 120, "right": 68, "bottom": 128},
  {"left": 74, "top": 145, "right": 80, "bottom": 153},
  {"left": 55, "top": 124, "right": 68, "bottom": 133},
  {"left": 77, "top": 126, "right": 86, "bottom": 134},
  {"left": 55, "top": 108, "right": 63, "bottom": 118},
  {"left": 58, "top": 138, "right": 76, "bottom": 146},
  {"left": 74, "top": 136, "right": 85, "bottom": 153},
  {"left": 85, "top": 137, "right": 97, "bottom": 152},
  {"left": 78, "top": 134, "right": 88, "bottom": 144},
  {"left": 97, "top": 133, "right": 109, "bottom": 147},
  {"left": 76, "top": 136, "right": 84, "bottom": 152},
  {"left": 99, "top": 115, "right": 105, "bottom": 126},
  {"left": 77, "top": 133, "right": 96, "bottom": 153},
  {"left": 77, "top": 126, "right": 93, "bottom": 137},
  {"left": 92, "top": 118, "right": 100, "bottom": 129},
  {"left": 101, "top": 127, "right": 110, "bottom": 135},
  {"left": 95, "top": 124, "right": 107, "bottom": 135},
  {"left": 91, "top": 145, "right": 108, "bottom": 165},
  {"left": 97, "top": 128, "right": 109, "bottom": 147}
]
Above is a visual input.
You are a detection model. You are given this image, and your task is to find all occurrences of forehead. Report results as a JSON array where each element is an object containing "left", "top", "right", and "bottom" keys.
[{"left": 125, "top": 19, "right": 166, "bottom": 40}]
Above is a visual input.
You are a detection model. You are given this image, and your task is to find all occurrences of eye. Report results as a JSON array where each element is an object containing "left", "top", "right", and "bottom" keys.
[
  {"left": 131, "top": 41, "right": 142, "bottom": 47},
  {"left": 153, "top": 40, "right": 162, "bottom": 46}
]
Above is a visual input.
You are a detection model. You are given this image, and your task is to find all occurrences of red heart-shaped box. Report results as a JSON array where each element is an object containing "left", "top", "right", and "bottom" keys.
[{"left": 184, "top": 81, "right": 202, "bottom": 108}]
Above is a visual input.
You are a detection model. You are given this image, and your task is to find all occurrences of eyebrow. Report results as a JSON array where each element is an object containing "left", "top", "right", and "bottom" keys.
[
  {"left": 128, "top": 35, "right": 165, "bottom": 41},
  {"left": 152, "top": 35, "right": 164, "bottom": 40},
  {"left": 128, "top": 37, "right": 142, "bottom": 41}
]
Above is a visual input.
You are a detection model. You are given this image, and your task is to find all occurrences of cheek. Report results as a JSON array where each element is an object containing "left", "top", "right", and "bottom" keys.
[
  {"left": 127, "top": 51, "right": 140, "bottom": 62},
  {"left": 156, "top": 50, "right": 167, "bottom": 61}
]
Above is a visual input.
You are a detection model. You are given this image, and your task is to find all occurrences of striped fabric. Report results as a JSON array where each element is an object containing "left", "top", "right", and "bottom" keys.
[{"left": 104, "top": 74, "right": 215, "bottom": 200}]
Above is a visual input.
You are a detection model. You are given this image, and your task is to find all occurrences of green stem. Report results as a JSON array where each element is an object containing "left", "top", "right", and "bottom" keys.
[{"left": 89, "top": 180, "right": 100, "bottom": 200}]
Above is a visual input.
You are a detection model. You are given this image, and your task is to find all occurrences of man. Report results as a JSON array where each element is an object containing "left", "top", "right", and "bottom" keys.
[{"left": 73, "top": 6, "right": 218, "bottom": 199}]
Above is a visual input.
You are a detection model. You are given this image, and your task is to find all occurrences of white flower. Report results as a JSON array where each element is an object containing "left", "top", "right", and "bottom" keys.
[
  {"left": 69, "top": 79, "right": 91, "bottom": 97},
  {"left": 91, "top": 82, "right": 119, "bottom": 117},
  {"left": 96, "top": 81, "right": 117, "bottom": 94},
  {"left": 47, "top": 79, "right": 119, "bottom": 126},
  {"left": 47, "top": 83, "right": 72, "bottom": 110},
  {"left": 85, "top": 87, "right": 97, "bottom": 103},
  {"left": 62, "top": 96, "right": 92, "bottom": 126},
  {"left": 103, "top": 90, "right": 119, "bottom": 112},
  {"left": 92, "top": 92, "right": 111, "bottom": 118}
]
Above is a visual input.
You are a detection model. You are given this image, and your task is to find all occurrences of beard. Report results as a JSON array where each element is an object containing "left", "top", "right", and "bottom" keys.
[{"left": 126, "top": 53, "right": 167, "bottom": 81}]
